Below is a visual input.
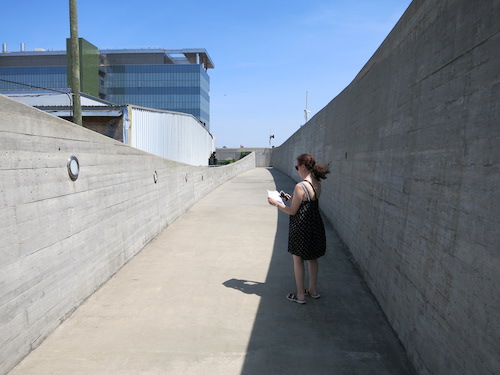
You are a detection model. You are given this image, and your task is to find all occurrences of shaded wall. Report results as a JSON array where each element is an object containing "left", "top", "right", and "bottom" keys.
[
  {"left": 271, "top": 0, "right": 499, "bottom": 374},
  {"left": 67, "top": 115, "right": 123, "bottom": 141},
  {"left": 0, "top": 95, "right": 256, "bottom": 375}
]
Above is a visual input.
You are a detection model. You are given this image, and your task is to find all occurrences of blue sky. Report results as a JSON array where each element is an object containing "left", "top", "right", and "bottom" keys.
[{"left": 1, "top": 0, "right": 411, "bottom": 148}]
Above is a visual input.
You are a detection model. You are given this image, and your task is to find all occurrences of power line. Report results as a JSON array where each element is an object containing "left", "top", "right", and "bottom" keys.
[
  {"left": 0, "top": 77, "right": 70, "bottom": 95},
  {"left": 0, "top": 78, "right": 73, "bottom": 116}
]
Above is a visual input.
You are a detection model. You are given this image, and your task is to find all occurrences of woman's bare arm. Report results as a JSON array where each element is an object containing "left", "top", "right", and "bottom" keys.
[{"left": 268, "top": 183, "right": 304, "bottom": 215}]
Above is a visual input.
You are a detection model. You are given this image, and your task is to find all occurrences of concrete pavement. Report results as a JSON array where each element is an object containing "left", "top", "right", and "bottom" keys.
[{"left": 9, "top": 168, "right": 414, "bottom": 375}]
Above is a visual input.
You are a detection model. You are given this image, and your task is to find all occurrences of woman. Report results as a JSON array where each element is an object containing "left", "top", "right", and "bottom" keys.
[{"left": 268, "top": 154, "right": 330, "bottom": 304}]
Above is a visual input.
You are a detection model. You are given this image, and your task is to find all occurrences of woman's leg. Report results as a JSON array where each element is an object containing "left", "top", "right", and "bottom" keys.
[
  {"left": 292, "top": 255, "right": 305, "bottom": 300},
  {"left": 307, "top": 259, "right": 319, "bottom": 295}
]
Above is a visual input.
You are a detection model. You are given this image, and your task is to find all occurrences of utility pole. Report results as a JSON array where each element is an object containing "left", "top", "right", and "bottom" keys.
[{"left": 69, "top": 0, "right": 82, "bottom": 125}]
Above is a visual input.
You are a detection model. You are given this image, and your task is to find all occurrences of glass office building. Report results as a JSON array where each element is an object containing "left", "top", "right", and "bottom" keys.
[
  {"left": 101, "top": 49, "right": 212, "bottom": 128},
  {"left": 0, "top": 41, "right": 214, "bottom": 129},
  {"left": 0, "top": 51, "right": 68, "bottom": 90}
]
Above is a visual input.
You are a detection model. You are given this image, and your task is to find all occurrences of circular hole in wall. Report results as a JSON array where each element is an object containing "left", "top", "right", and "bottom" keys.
[{"left": 67, "top": 156, "right": 80, "bottom": 181}]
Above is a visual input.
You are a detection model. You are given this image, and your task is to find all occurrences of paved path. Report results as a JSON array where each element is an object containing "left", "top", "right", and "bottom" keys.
[{"left": 10, "top": 168, "right": 414, "bottom": 375}]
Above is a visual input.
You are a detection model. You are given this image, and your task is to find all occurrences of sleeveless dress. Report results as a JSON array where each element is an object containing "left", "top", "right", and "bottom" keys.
[{"left": 288, "top": 180, "right": 326, "bottom": 260}]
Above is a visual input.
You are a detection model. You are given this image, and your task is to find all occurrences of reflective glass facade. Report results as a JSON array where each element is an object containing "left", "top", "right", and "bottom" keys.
[
  {"left": 105, "top": 64, "right": 210, "bottom": 127},
  {"left": 0, "top": 66, "right": 67, "bottom": 90},
  {"left": 0, "top": 42, "right": 213, "bottom": 129}
]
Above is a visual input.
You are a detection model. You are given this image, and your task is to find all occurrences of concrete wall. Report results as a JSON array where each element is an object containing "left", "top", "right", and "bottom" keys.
[
  {"left": 0, "top": 95, "right": 256, "bottom": 375},
  {"left": 272, "top": 0, "right": 499, "bottom": 374},
  {"left": 216, "top": 148, "right": 273, "bottom": 167}
]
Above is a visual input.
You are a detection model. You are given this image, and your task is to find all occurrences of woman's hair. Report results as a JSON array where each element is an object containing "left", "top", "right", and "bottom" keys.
[{"left": 297, "top": 154, "right": 330, "bottom": 181}]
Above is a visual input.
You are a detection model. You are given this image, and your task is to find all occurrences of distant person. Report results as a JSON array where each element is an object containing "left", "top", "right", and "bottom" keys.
[
  {"left": 268, "top": 154, "right": 330, "bottom": 304},
  {"left": 209, "top": 151, "right": 217, "bottom": 165}
]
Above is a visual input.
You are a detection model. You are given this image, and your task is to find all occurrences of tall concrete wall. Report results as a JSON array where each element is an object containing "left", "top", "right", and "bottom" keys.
[
  {"left": 0, "top": 95, "right": 256, "bottom": 375},
  {"left": 272, "top": 0, "right": 499, "bottom": 374}
]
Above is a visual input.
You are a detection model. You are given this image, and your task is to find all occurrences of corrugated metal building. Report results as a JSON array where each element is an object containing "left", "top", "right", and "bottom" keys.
[{"left": 128, "top": 106, "right": 214, "bottom": 166}]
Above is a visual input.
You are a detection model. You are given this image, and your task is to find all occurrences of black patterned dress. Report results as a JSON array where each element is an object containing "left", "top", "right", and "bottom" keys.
[{"left": 288, "top": 180, "right": 326, "bottom": 260}]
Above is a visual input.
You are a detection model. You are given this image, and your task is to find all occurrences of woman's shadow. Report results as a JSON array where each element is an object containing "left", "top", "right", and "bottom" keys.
[{"left": 222, "top": 278, "right": 266, "bottom": 296}]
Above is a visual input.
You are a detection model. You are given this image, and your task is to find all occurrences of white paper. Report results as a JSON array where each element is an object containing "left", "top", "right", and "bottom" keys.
[{"left": 267, "top": 190, "right": 284, "bottom": 205}]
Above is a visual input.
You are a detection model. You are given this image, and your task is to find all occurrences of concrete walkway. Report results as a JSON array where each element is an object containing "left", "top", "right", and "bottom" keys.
[{"left": 10, "top": 168, "right": 415, "bottom": 375}]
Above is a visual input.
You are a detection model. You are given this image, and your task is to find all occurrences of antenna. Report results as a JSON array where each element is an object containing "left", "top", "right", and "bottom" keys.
[{"left": 304, "top": 91, "right": 310, "bottom": 124}]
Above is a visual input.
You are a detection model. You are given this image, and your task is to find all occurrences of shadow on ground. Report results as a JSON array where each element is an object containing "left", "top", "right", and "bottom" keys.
[{"left": 231, "top": 168, "right": 415, "bottom": 375}]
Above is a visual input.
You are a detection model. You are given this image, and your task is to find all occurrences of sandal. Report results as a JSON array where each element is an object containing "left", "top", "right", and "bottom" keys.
[
  {"left": 305, "top": 289, "right": 320, "bottom": 299},
  {"left": 286, "top": 293, "right": 306, "bottom": 304}
]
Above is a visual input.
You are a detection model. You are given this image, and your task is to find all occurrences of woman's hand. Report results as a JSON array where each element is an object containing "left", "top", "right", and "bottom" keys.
[
  {"left": 268, "top": 197, "right": 277, "bottom": 206},
  {"left": 280, "top": 191, "right": 291, "bottom": 201}
]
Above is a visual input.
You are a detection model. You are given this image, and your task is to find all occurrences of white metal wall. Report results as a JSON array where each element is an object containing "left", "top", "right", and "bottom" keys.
[{"left": 127, "top": 106, "right": 214, "bottom": 166}]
